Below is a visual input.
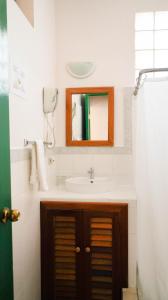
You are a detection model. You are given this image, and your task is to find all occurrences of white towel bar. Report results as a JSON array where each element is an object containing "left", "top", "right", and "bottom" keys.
[{"left": 24, "top": 139, "right": 52, "bottom": 147}]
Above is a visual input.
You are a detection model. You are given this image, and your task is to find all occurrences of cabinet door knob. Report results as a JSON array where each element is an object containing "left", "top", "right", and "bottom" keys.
[
  {"left": 85, "top": 246, "right": 91, "bottom": 253},
  {"left": 75, "top": 247, "right": 81, "bottom": 253}
]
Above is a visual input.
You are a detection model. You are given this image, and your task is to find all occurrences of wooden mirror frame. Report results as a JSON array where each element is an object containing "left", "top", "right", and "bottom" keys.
[{"left": 66, "top": 87, "right": 114, "bottom": 146}]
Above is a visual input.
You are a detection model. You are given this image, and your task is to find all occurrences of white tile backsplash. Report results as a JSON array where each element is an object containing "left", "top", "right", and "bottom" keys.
[
  {"left": 47, "top": 153, "right": 133, "bottom": 178},
  {"left": 11, "top": 160, "right": 41, "bottom": 300},
  {"left": 112, "top": 154, "right": 133, "bottom": 174},
  {"left": 129, "top": 234, "right": 137, "bottom": 287},
  {"left": 129, "top": 259, "right": 137, "bottom": 288},
  {"left": 129, "top": 206, "right": 137, "bottom": 234},
  {"left": 129, "top": 234, "right": 137, "bottom": 264},
  {"left": 91, "top": 155, "right": 115, "bottom": 175},
  {"left": 11, "top": 160, "right": 31, "bottom": 196},
  {"left": 46, "top": 152, "right": 134, "bottom": 191}
]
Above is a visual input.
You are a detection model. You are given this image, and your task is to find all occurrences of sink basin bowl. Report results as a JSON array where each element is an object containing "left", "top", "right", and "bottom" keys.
[{"left": 65, "top": 177, "right": 113, "bottom": 194}]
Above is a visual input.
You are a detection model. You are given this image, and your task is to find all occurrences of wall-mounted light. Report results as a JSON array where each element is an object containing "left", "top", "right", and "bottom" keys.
[{"left": 66, "top": 62, "right": 96, "bottom": 79}]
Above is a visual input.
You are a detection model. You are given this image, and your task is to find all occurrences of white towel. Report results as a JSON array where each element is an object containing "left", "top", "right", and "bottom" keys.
[
  {"left": 30, "top": 140, "right": 49, "bottom": 191},
  {"left": 30, "top": 143, "right": 38, "bottom": 188}
]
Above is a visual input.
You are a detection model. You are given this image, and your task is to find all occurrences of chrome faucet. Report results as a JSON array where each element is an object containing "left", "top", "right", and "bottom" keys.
[{"left": 88, "top": 167, "right": 95, "bottom": 180}]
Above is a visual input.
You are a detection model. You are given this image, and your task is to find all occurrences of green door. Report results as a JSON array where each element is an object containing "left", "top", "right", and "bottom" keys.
[{"left": 0, "top": 0, "right": 14, "bottom": 299}]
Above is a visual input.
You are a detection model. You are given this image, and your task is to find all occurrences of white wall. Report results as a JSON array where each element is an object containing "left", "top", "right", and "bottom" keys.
[
  {"left": 54, "top": 0, "right": 168, "bottom": 146},
  {"left": 15, "top": 0, "right": 34, "bottom": 25},
  {"left": 8, "top": 0, "right": 168, "bottom": 298},
  {"left": 8, "top": 0, "right": 57, "bottom": 149},
  {"left": 7, "top": 1, "right": 57, "bottom": 299}
]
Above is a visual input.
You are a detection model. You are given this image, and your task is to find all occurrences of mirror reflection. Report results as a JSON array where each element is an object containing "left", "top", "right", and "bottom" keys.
[
  {"left": 72, "top": 93, "right": 108, "bottom": 141},
  {"left": 66, "top": 87, "right": 114, "bottom": 146}
]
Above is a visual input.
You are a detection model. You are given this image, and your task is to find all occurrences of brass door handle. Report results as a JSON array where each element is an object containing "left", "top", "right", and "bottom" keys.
[
  {"left": 1, "top": 208, "right": 10, "bottom": 224},
  {"left": 85, "top": 247, "right": 91, "bottom": 253},
  {"left": 10, "top": 209, "right": 20, "bottom": 222},
  {"left": 75, "top": 247, "right": 81, "bottom": 253},
  {"left": 1, "top": 208, "right": 20, "bottom": 224}
]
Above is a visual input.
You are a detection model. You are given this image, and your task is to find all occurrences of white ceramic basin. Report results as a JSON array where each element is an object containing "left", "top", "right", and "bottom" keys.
[{"left": 65, "top": 177, "right": 113, "bottom": 194}]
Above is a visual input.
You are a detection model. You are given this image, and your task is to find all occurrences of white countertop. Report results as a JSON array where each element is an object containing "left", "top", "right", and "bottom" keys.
[{"left": 39, "top": 185, "right": 136, "bottom": 206}]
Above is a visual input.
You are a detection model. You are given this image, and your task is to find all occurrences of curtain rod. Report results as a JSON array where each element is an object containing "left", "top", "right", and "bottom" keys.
[{"left": 133, "top": 68, "right": 168, "bottom": 96}]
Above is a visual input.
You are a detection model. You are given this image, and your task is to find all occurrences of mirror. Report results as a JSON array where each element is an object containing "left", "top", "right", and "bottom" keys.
[{"left": 66, "top": 87, "right": 114, "bottom": 146}]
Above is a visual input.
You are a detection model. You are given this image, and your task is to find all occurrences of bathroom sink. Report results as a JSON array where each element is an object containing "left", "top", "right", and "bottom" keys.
[{"left": 65, "top": 177, "right": 113, "bottom": 194}]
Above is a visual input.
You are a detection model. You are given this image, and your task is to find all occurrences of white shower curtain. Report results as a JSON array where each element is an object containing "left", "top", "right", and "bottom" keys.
[{"left": 134, "top": 78, "right": 168, "bottom": 300}]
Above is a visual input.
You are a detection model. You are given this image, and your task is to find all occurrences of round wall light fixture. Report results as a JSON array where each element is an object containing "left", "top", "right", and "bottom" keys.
[{"left": 66, "top": 62, "right": 96, "bottom": 79}]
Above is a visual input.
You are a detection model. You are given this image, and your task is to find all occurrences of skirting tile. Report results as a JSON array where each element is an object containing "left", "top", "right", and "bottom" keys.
[
  {"left": 11, "top": 148, "right": 30, "bottom": 162},
  {"left": 123, "top": 288, "right": 138, "bottom": 300}
]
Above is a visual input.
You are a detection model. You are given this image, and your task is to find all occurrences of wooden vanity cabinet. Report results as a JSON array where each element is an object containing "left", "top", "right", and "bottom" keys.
[{"left": 40, "top": 201, "right": 128, "bottom": 300}]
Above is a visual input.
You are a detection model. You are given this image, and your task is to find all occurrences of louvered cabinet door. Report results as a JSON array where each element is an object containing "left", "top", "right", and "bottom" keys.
[
  {"left": 84, "top": 208, "right": 128, "bottom": 300},
  {"left": 41, "top": 208, "right": 83, "bottom": 300}
]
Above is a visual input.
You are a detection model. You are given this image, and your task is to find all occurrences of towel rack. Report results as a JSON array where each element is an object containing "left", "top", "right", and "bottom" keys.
[{"left": 24, "top": 139, "right": 52, "bottom": 147}]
